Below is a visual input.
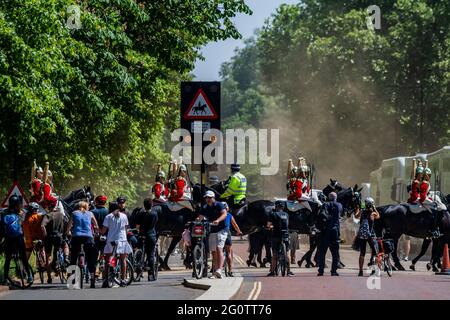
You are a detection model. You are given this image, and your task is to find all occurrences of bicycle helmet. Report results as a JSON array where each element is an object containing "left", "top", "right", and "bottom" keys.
[
  {"left": 28, "top": 202, "right": 40, "bottom": 211},
  {"left": 8, "top": 195, "right": 22, "bottom": 208},
  {"left": 364, "top": 197, "right": 375, "bottom": 207}
]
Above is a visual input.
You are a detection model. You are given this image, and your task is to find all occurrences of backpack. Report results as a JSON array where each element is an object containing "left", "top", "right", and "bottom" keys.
[
  {"left": 3, "top": 213, "right": 22, "bottom": 238},
  {"left": 316, "top": 203, "right": 332, "bottom": 232}
]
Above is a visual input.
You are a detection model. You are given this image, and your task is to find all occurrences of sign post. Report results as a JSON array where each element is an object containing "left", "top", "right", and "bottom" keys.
[
  {"left": 1, "top": 181, "right": 29, "bottom": 208},
  {"left": 181, "top": 82, "right": 221, "bottom": 197}
]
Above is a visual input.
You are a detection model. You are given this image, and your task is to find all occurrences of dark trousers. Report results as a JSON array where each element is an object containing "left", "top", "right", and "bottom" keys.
[
  {"left": 145, "top": 234, "right": 157, "bottom": 270},
  {"left": 4, "top": 236, "right": 32, "bottom": 279},
  {"left": 317, "top": 228, "right": 340, "bottom": 274},
  {"left": 70, "top": 236, "right": 96, "bottom": 274}
]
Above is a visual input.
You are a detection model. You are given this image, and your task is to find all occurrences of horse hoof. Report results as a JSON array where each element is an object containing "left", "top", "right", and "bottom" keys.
[
  {"left": 426, "top": 263, "right": 431, "bottom": 271},
  {"left": 160, "top": 264, "right": 171, "bottom": 271},
  {"left": 305, "top": 263, "right": 311, "bottom": 268},
  {"left": 432, "top": 266, "right": 439, "bottom": 272},
  {"left": 409, "top": 265, "right": 415, "bottom": 271},
  {"left": 259, "top": 264, "right": 265, "bottom": 268},
  {"left": 297, "top": 260, "right": 303, "bottom": 268}
]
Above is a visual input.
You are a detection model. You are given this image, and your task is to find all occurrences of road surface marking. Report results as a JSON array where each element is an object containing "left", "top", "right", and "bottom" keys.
[
  {"left": 234, "top": 255, "right": 245, "bottom": 266},
  {"left": 247, "top": 281, "right": 262, "bottom": 300}
]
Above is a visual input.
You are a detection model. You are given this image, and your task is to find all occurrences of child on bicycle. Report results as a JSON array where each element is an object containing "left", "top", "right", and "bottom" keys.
[
  {"left": 267, "top": 201, "right": 294, "bottom": 277},
  {"left": 222, "top": 202, "right": 243, "bottom": 277},
  {"left": 353, "top": 197, "right": 380, "bottom": 276},
  {"left": 0, "top": 195, "right": 33, "bottom": 284}
]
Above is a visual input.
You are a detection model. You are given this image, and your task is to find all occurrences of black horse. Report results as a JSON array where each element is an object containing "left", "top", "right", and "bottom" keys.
[
  {"left": 298, "top": 184, "right": 362, "bottom": 267},
  {"left": 60, "top": 186, "right": 94, "bottom": 215},
  {"left": 374, "top": 200, "right": 450, "bottom": 271}
]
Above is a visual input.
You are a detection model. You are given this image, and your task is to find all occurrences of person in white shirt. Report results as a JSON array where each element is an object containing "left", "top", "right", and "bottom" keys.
[{"left": 100, "top": 208, "right": 132, "bottom": 287}]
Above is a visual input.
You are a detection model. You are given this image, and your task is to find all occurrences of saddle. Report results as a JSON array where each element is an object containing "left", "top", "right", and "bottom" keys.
[
  {"left": 166, "top": 200, "right": 194, "bottom": 212},
  {"left": 404, "top": 193, "right": 446, "bottom": 214},
  {"left": 286, "top": 200, "right": 312, "bottom": 212}
]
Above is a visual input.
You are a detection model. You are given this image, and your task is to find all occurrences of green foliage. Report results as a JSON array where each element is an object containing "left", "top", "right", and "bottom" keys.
[
  {"left": 0, "top": 0, "right": 250, "bottom": 203},
  {"left": 221, "top": 0, "right": 450, "bottom": 187}
]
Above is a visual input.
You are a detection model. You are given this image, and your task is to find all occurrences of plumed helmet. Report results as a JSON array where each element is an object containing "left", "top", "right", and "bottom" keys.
[
  {"left": 156, "top": 171, "right": 166, "bottom": 179},
  {"left": 231, "top": 163, "right": 240, "bottom": 172},
  {"left": 424, "top": 167, "right": 431, "bottom": 175},
  {"left": 36, "top": 166, "right": 43, "bottom": 174},
  {"left": 47, "top": 170, "right": 53, "bottom": 177},
  {"left": 291, "top": 166, "right": 298, "bottom": 175},
  {"left": 300, "top": 165, "right": 308, "bottom": 173},
  {"left": 415, "top": 166, "right": 424, "bottom": 175},
  {"left": 179, "top": 164, "right": 187, "bottom": 172}
]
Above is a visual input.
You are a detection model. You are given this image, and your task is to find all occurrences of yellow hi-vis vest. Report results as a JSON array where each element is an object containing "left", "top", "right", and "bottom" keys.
[{"left": 221, "top": 172, "right": 247, "bottom": 204}]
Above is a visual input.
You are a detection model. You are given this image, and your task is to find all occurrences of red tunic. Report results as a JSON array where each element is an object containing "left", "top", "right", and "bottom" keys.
[
  {"left": 419, "top": 181, "right": 430, "bottom": 204},
  {"left": 407, "top": 180, "right": 420, "bottom": 203},
  {"left": 30, "top": 179, "right": 42, "bottom": 203},
  {"left": 287, "top": 179, "right": 303, "bottom": 201},
  {"left": 41, "top": 183, "right": 57, "bottom": 208},
  {"left": 169, "top": 178, "right": 186, "bottom": 202},
  {"left": 152, "top": 182, "right": 168, "bottom": 202}
]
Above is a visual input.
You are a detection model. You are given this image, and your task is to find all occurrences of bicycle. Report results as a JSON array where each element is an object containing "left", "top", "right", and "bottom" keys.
[
  {"left": 373, "top": 237, "right": 393, "bottom": 277},
  {"left": 6, "top": 244, "right": 34, "bottom": 289},
  {"left": 76, "top": 243, "right": 87, "bottom": 289},
  {"left": 188, "top": 220, "right": 210, "bottom": 279},
  {"left": 53, "top": 237, "right": 69, "bottom": 284},
  {"left": 275, "top": 237, "right": 289, "bottom": 277},
  {"left": 106, "top": 241, "right": 134, "bottom": 288},
  {"left": 32, "top": 240, "right": 47, "bottom": 284},
  {"left": 131, "top": 234, "right": 146, "bottom": 282}
]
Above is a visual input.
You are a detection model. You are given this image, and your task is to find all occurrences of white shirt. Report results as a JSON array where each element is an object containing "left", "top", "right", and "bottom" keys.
[{"left": 103, "top": 211, "right": 129, "bottom": 242}]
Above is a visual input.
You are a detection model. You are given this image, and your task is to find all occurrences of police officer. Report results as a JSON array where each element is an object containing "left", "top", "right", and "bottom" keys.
[
  {"left": 220, "top": 164, "right": 247, "bottom": 211},
  {"left": 317, "top": 192, "right": 343, "bottom": 276}
]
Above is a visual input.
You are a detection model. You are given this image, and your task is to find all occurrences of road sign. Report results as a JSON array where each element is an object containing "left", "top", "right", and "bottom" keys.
[
  {"left": 184, "top": 88, "right": 218, "bottom": 120},
  {"left": 181, "top": 82, "right": 220, "bottom": 135},
  {"left": 1, "top": 181, "right": 29, "bottom": 208}
]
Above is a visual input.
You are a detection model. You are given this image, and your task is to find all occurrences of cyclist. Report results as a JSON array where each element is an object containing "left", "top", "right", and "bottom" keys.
[
  {"left": 267, "top": 201, "right": 294, "bottom": 277},
  {"left": 198, "top": 190, "right": 228, "bottom": 279},
  {"left": 0, "top": 195, "right": 33, "bottom": 284},
  {"left": 22, "top": 202, "right": 45, "bottom": 261},
  {"left": 137, "top": 198, "right": 158, "bottom": 281},
  {"left": 66, "top": 201, "right": 99, "bottom": 288},
  {"left": 41, "top": 199, "right": 69, "bottom": 283},
  {"left": 92, "top": 195, "right": 109, "bottom": 263},
  {"left": 100, "top": 203, "right": 133, "bottom": 287},
  {"left": 354, "top": 197, "right": 380, "bottom": 276},
  {"left": 222, "top": 202, "right": 243, "bottom": 277}
]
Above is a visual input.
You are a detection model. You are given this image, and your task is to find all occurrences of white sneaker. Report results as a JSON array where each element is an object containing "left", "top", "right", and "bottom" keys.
[
  {"left": 403, "top": 257, "right": 409, "bottom": 261},
  {"left": 213, "top": 271, "right": 222, "bottom": 279},
  {"left": 209, "top": 275, "right": 218, "bottom": 279}
]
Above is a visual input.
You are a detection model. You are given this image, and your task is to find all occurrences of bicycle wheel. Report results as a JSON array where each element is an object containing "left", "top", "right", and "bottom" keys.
[
  {"left": 384, "top": 255, "right": 393, "bottom": 277},
  {"left": 8, "top": 255, "right": 33, "bottom": 289},
  {"left": 150, "top": 244, "right": 159, "bottom": 281},
  {"left": 77, "top": 255, "right": 85, "bottom": 289},
  {"left": 223, "top": 252, "right": 229, "bottom": 277},
  {"left": 192, "top": 244, "right": 204, "bottom": 279},
  {"left": 133, "top": 249, "right": 144, "bottom": 282},
  {"left": 113, "top": 259, "right": 134, "bottom": 286},
  {"left": 280, "top": 243, "right": 287, "bottom": 277},
  {"left": 107, "top": 265, "right": 115, "bottom": 288},
  {"left": 57, "top": 251, "right": 67, "bottom": 284},
  {"left": 36, "top": 249, "right": 46, "bottom": 284}
]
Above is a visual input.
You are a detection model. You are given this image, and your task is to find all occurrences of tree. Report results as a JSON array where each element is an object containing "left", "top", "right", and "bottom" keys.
[{"left": 0, "top": 0, "right": 251, "bottom": 201}]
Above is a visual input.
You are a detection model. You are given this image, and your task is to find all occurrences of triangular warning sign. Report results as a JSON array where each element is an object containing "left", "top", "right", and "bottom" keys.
[
  {"left": 184, "top": 88, "right": 218, "bottom": 120},
  {"left": 1, "top": 181, "right": 28, "bottom": 208}
]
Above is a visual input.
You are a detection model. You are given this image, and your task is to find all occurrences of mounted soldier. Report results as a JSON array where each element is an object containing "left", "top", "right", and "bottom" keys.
[
  {"left": 29, "top": 160, "right": 43, "bottom": 203},
  {"left": 167, "top": 159, "right": 194, "bottom": 211},
  {"left": 151, "top": 164, "right": 168, "bottom": 206},
  {"left": 220, "top": 163, "right": 247, "bottom": 212},
  {"left": 407, "top": 159, "right": 423, "bottom": 204},
  {"left": 40, "top": 162, "right": 57, "bottom": 211},
  {"left": 287, "top": 163, "right": 302, "bottom": 201}
]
